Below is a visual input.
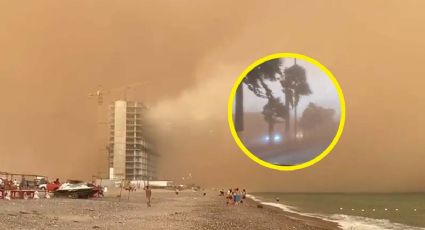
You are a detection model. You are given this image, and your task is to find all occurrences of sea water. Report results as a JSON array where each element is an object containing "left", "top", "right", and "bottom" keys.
[{"left": 250, "top": 193, "right": 425, "bottom": 230}]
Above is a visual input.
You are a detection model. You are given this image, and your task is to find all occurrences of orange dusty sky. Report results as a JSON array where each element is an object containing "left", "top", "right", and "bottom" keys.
[{"left": 0, "top": 1, "right": 424, "bottom": 192}]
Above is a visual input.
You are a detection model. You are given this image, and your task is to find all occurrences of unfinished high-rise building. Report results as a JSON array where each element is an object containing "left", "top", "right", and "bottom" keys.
[{"left": 108, "top": 100, "right": 155, "bottom": 180}]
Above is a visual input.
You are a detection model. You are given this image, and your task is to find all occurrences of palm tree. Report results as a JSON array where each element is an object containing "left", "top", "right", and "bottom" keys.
[
  {"left": 280, "top": 77, "right": 294, "bottom": 133},
  {"left": 292, "top": 77, "right": 311, "bottom": 138},
  {"left": 262, "top": 97, "right": 288, "bottom": 144},
  {"left": 281, "top": 59, "right": 312, "bottom": 138},
  {"left": 234, "top": 58, "right": 283, "bottom": 132}
]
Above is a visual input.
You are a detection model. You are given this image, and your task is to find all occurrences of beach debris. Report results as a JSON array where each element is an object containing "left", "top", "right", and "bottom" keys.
[
  {"left": 395, "top": 209, "right": 399, "bottom": 211},
  {"left": 384, "top": 208, "right": 388, "bottom": 211},
  {"left": 276, "top": 198, "right": 280, "bottom": 202},
  {"left": 5, "top": 191, "right": 11, "bottom": 200},
  {"left": 19, "top": 211, "right": 31, "bottom": 215},
  {"left": 351, "top": 209, "right": 355, "bottom": 211},
  {"left": 34, "top": 191, "right": 40, "bottom": 199},
  {"left": 32, "top": 210, "right": 40, "bottom": 215},
  {"left": 45, "top": 193, "right": 51, "bottom": 199},
  {"left": 414, "top": 209, "right": 417, "bottom": 211},
  {"left": 92, "top": 226, "right": 101, "bottom": 229},
  {"left": 372, "top": 209, "right": 376, "bottom": 211},
  {"left": 361, "top": 209, "right": 365, "bottom": 212},
  {"left": 257, "top": 204, "right": 263, "bottom": 209},
  {"left": 339, "top": 208, "right": 343, "bottom": 210}
]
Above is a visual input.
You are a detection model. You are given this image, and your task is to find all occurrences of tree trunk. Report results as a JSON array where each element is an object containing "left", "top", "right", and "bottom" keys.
[
  {"left": 285, "top": 104, "right": 290, "bottom": 133},
  {"left": 294, "top": 105, "right": 297, "bottom": 139},
  {"left": 235, "top": 84, "right": 244, "bottom": 132},
  {"left": 268, "top": 122, "right": 274, "bottom": 144}
]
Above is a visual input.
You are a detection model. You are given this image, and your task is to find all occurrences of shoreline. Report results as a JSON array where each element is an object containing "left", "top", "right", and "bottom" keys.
[
  {"left": 0, "top": 189, "right": 341, "bottom": 229},
  {"left": 247, "top": 193, "right": 425, "bottom": 230},
  {"left": 244, "top": 194, "right": 341, "bottom": 230}
]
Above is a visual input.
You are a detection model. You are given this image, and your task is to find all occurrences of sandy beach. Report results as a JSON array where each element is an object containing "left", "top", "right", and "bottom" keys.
[{"left": 0, "top": 189, "right": 340, "bottom": 230}]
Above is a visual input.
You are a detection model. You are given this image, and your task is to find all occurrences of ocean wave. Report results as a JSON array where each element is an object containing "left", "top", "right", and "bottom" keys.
[
  {"left": 329, "top": 214, "right": 424, "bottom": 230},
  {"left": 246, "top": 194, "right": 424, "bottom": 230}
]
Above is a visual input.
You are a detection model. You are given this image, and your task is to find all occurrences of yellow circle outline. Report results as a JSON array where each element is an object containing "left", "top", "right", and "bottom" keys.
[{"left": 228, "top": 53, "right": 346, "bottom": 171}]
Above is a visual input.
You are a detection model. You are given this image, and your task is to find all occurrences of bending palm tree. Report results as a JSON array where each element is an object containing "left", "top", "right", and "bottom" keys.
[
  {"left": 262, "top": 97, "right": 288, "bottom": 144},
  {"left": 234, "top": 58, "right": 283, "bottom": 132}
]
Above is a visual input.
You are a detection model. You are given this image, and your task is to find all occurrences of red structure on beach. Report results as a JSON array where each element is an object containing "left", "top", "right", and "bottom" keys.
[{"left": 0, "top": 171, "right": 46, "bottom": 200}]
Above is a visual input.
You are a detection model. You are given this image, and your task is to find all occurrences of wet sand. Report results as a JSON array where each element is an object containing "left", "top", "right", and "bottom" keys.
[{"left": 0, "top": 189, "right": 341, "bottom": 230}]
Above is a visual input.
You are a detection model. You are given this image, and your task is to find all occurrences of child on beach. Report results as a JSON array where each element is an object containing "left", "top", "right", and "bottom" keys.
[
  {"left": 233, "top": 188, "right": 241, "bottom": 204},
  {"left": 226, "top": 189, "right": 233, "bottom": 205},
  {"left": 144, "top": 186, "right": 152, "bottom": 207}
]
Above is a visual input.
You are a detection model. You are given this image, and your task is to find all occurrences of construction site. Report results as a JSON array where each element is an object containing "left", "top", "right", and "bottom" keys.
[{"left": 0, "top": 82, "right": 174, "bottom": 201}]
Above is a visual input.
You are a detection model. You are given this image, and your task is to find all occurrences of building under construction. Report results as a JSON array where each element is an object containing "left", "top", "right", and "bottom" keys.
[{"left": 108, "top": 100, "right": 156, "bottom": 181}]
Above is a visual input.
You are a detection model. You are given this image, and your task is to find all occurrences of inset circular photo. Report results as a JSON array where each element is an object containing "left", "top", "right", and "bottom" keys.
[{"left": 228, "top": 53, "right": 345, "bottom": 170}]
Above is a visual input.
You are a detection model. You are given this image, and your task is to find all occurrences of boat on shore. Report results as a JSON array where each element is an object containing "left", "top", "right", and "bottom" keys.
[{"left": 54, "top": 180, "right": 101, "bottom": 199}]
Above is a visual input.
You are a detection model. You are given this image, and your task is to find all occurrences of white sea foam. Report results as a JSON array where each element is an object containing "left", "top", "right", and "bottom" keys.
[
  {"left": 329, "top": 214, "right": 424, "bottom": 230},
  {"left": 246, "top": 194, "right": 425, "bottom": 230}
]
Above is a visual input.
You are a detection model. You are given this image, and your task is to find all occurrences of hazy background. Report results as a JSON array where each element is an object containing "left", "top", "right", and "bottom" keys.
[{"left": 1, "top": 0, "right": 424, "bottom": 192}]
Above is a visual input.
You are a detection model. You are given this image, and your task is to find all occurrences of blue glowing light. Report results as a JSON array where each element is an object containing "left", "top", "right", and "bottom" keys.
[{"left": 262, "top": 134, "right": 282, "bottom": 143}]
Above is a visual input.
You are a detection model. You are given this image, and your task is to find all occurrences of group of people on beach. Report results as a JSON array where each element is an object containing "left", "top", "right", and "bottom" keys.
[{"left": 220, "top": 188, "right": 246, "bottom": 205}]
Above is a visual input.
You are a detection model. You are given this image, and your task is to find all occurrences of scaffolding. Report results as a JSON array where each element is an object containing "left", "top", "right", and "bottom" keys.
[{"left": 108, "top": 101, "right": 156, "bottom": 181}]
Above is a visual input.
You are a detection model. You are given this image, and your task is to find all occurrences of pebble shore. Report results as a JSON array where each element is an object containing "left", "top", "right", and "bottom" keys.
[{"left": 0, "top": 189, "right": 341, "bottom": 230}]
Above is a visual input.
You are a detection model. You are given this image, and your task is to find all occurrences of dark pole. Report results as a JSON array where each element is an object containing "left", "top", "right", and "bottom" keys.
[
  {"left": 235, "top": 84, "right": 244, "bottom": 132},
  {"left": 294, "top": 105, "right": 297, "bottom": 138},
  {"left": 119, "top": 179, "right": 123, "bottom": 202}
]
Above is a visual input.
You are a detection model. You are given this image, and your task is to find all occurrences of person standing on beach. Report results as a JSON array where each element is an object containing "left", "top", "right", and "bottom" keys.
[
  {"left": 226, "top": 189, "right": 233, "bottom": 205},
  {"left": 233, "top": 188, "right": 241, "bottom": 205},
  {"left": 144, "top": 185, "right": 152, "bottom": 207}
]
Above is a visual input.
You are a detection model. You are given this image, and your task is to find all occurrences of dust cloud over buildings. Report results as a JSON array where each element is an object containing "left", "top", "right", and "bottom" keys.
[{"left": 1, "top": 1, "right": 425, "bottom": 192}]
